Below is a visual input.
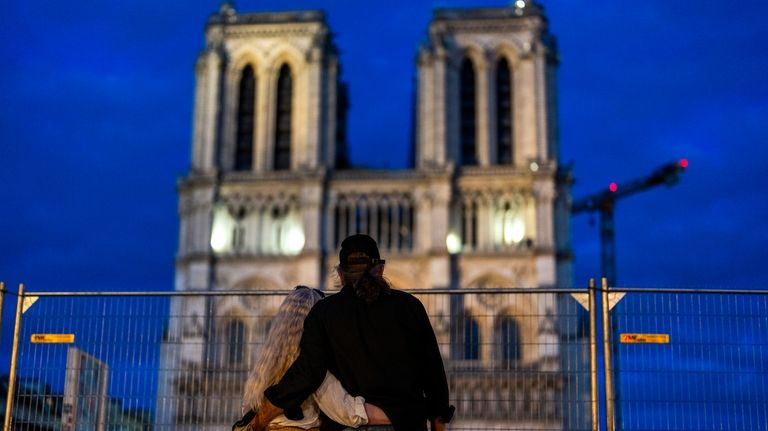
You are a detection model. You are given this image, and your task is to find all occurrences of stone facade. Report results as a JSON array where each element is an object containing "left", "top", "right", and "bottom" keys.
[{"left": 157, "top": 2, "right": 575, "bottom": 430}]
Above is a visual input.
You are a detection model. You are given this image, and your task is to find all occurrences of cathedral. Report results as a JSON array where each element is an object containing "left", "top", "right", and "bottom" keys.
[{"left": 157, "top": 1, "right": 576, "bottom": 429}]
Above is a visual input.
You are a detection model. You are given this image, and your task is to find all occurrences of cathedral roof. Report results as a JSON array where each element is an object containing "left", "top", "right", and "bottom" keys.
[
  {"left": 207, "top": 3, "right": 326, "bottom": 27},
  {"left": 433, "top": 1, "right": 545, "bottom": 21}
]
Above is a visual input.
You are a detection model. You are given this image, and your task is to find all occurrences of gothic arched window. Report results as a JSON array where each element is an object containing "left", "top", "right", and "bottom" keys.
[
  {"left": 464, "top": 315, "right": 480, "bottom": 360},
  {"left": 497, "top": 315, "right": 521, "bottom": 364},
  {"left": 459, "top": 58, "right": 477, "bottom": 166},
  {"left": 452, "top": 312, "right": 480, "bottom": 360},
  {"left": 274, "top": 64, "right": 293, "bottom": 171},
  {"left": 226, "top": 319, "right": 246, "bottom": 365},
  {"left": 496, "top": 58, "right": 513, "bottom": 164},
  {"left": 235, "top": 65, "right": 256, "bottom": 171}
]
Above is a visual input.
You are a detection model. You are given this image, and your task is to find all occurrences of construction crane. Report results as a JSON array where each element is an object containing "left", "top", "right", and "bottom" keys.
[{"left": 571, "top": 159, "right": 689, "bottom": 285}]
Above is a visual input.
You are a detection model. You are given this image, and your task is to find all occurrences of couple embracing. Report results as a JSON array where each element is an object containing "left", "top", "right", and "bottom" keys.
[{"left": 235, "top": 234, "right": 454, "bottom": 431}]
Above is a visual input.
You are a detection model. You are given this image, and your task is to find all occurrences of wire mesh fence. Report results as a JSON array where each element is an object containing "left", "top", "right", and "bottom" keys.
[
  {"left": 1, "top": 293, "right": 169, "bottom": 431},
  {"left": 4, "top": 284, "right": 766, "bottom": 431},
  {"left": 0, "top": 288, "right": 591, "bottom": 431},
  {"left": 608, "top": 288, "right": 768, "bottom": 431}
]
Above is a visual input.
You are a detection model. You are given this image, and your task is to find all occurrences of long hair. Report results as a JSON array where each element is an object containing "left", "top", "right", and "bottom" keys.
[
  {"left": 339, "top": 253, "right": 391, "bottom": 303},
  {"left": 242, "top": 286, "right": 323, "bottom": 412}
]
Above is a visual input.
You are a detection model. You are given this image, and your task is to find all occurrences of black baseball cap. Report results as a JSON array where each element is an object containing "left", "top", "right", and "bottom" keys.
[{"left": 339, "top": 234, "right": 382, "bottom": 266}]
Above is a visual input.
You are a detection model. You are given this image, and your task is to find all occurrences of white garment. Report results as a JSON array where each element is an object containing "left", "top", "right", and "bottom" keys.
[{"left": 269, "top": 371, "right": 368, "bottom": 429}]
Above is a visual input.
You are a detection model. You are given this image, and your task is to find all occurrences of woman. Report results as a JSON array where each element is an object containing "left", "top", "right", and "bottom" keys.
[{"left": 235, "top": 285, "right": 389, "bottom": 431}]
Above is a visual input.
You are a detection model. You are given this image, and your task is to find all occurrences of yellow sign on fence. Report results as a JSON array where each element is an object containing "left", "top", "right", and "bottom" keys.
[
  {"left": 620, "top": 333, "right": 670, "bottom": 344},
  {"left": 30, "top": 333, "right": 75, "bottom": 344}
]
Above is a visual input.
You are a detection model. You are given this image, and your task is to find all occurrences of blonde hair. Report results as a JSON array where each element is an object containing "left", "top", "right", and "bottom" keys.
[{"left": 242, "top": 286, "right": 323, "bottom": 412}]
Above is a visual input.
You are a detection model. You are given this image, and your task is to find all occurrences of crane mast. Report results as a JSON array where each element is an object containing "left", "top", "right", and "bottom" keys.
[{"left": 571, "top": 159, "right": 688, "bottom": 285}]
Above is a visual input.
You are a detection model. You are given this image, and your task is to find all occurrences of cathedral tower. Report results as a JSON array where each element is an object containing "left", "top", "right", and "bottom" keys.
[{"left": 158, "top": 2, "right": 573, "bottom": 429}]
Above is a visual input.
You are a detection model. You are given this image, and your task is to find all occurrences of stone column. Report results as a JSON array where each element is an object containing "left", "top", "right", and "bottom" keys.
[
  {"left": 220, "top": 62, "right": 240, "bottom": 172},
  {"left": 534, "top": 45, "right": 549, "bottom": 161},
  {"left": 191, "top": 54, "right": 207, "bottom": 172},
  {"left": 200, "top": 50, "right": 222, "bottom": 172},
  {"left": 533, "top": 179, "right": 554, "bottom": 249},
  {"left": 417, "top": 49, "right": 435, "bottom": 168},
  {"left": 533, "top": 178, "right": 556, "bottom": 289},
  {"left": 305, "top": 47, "right": 323, "bottom": 170},
  {"left": 428, "top": 177, "right": 451, "bottom": 289},
  {"left": 476, "top": 198, "right": 491, "bottom": 251},
  {"left": 301, "top": 180, "right": 323, "bottom": 254},
  {"left": 429, "top": 179, "right": 451, "bottom": 254},
  {"left": 475, "top": 53, "right": 491, "bottom": 166},
  {"left": 257, "top": 65, "right": 274, "bottom": 172},
  {"left": 433, "top": 48, "right": 448, "bottom": 166},
  {"left": 413, "top": 186, "right": 430, "bottom": 253},
  {"left": 512, "top": 53, "right": 538, "bottom": 166}
]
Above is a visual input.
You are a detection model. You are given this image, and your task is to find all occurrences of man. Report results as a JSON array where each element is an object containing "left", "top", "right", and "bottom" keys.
[{"left": 254, "top": 234, "right": 453, "bottom": 431}]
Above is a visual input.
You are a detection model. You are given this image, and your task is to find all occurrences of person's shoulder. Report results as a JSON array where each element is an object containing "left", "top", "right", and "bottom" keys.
[
  {"left": 307, "top": 294, "right": 333, "bottom": 315},
  {"left": 316, "top": 288, "right": 349, "bottom": 309},
  {"left": 388, "top": 288, "right": 413, "bottom": 299},
  {"left": 388, "top": 288, "right": 423, "bottom": 306}
]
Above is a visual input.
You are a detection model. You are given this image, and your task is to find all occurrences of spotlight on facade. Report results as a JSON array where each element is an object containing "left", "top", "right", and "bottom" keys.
[
  {"left": 210, "top": 208, "right": 234, "bottom": 253},
  {"left": 446, "top": 231, "right": 462, "bottom": 255},
  {"left": 509, "top": 217, "right": 526, "bottom": 244},
  {"left": 515, "top": 0, "right": 526, "bottom": 9},
  {"left": 282, "top": 226, "right": 306, "bottom": 255},
  {"left": 529, "top": 161, "right": 539, "bottom": 172}
]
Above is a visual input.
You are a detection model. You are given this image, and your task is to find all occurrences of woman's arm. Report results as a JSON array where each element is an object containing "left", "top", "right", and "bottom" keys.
[
  {"left": 364, "top": 403, "right": 390, "bottom": 425},
  {"left": 312, "top": 372, "right": 390, "bottom": 427}
]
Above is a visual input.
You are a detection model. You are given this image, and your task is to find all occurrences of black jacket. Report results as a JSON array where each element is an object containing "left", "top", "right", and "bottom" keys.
[{"left": 265, "top": 286, "right": 452, "bottom": 430}]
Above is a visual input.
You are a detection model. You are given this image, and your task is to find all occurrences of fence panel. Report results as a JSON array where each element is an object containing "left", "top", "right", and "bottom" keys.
[
  {"left": 610, "top": 289, "right": 768, "bottom": 431},
  {"left": 2, "top": 289, "right": 592, "bottom": 431},
  {"left": 416, "top": 290, "right": 591, "bottom": 431},
  {"left": 4, "top": 295, "right": 170, "bottom": 430}
]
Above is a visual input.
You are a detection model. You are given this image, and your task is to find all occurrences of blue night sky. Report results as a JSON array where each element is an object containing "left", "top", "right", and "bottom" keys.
[
  {"left": 1, "top": 0, "right": 768, "bottom": 294},
  {"left": 1, "top": 3, "right": 768, "bottom": 426}
]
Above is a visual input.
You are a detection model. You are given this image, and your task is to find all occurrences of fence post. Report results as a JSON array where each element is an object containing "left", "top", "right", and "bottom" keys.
[
  {"left": 588, "top": 278, "right": 599, "bottom": 431},
  {"left": 601, "top": 277, "right": 616, "bottom": 431},
  {"left": 3, "top": 283, "right": 24, "bottom": 431},
  {"left": 0, "top": 282, "right": 5, "bottom": 344}
]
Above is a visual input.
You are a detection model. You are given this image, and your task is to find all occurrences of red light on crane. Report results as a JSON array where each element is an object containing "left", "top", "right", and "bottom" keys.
[
  {"left": 679, "top": 158, "right": 689, "bottom": 169},
  {"left": 609, "top": 182, "right": 618, "bottom": 193}
]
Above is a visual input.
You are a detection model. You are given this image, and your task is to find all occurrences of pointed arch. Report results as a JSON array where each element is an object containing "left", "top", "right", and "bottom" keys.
[
  {"left": 459, "top": 57, "right": 477, "bottom": 166},
  {"left": 453, "top": 311, "right": 480, "bottom": 360},
  {"left": 235, "top": 65, "right": 256, "bottom": 171},
  {"left": 274, "top": 63, "right": 293, "bottom": 170},
  {"left": 494, "top": 42, "right": 523, "bottom": 67},
  {"left": 466, "top": 272, "right": 515, "bottom": 289},
  {"left": 266, "top": 45, "right": 304, "bottom": 75},
  {"left": 452, "top": 308, "right": 481, "bottom": 361}
]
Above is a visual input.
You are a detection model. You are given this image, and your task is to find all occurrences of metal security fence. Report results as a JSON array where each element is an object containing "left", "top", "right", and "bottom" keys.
[
  {"left": 0, "top": 284, "right": 593, "bottom": 431},
  {"left": 607, "top": 286, "right": 768, "bottom": 431},
  {"left": 5, "top": 281, "right": 765, "bottom": 431},
  {"left": 1, "top": 288, "right": 171, "bottom": 431}
]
